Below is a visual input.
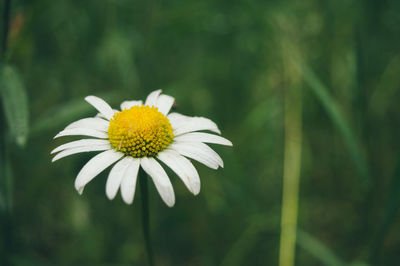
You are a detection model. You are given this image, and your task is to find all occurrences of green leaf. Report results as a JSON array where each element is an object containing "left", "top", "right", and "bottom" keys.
[
  {"left": 370, "top": 154, "right": 400, "bottom": 260},
  {"left": 297, "top": 229, "right": 347, "bottom": 266},
  {"left": 30, "top": 93, "right": 119, "bottom": 136},
  {"left": 220, "top": 214, "right": 278, "bottom": 266},
  {"left": 0, "top": 151, "right": 5, "bottom": 211},
  {"left": 30, "top": 98, "right": 95, "bottom": 136},
  {"left": 0, "top": 144, "right": 13, "bottom": 212},
  {"left": 0, "top": 65, "right": 29, "bottom": 147},
  {"left": 300, "top": 64, "right": 370, "bottom": 183}
]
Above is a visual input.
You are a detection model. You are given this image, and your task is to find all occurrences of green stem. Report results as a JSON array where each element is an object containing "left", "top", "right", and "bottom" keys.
[
  {"left": 139, "top": 170, "right": 154, "bottom": 266},
  {"left": 1, "top": 0, "right": 11, "bottom": 61},
  {"left": 279, "top": 91, "right": 302, "bottom": 266},
  {"left": 0, "top": 105, "right": 7, "bottom": 266},
  {"left": 278, "top": 41, "right": 303, "bottom": 266},
  {"left": 1, "top": 0, "right": 13, "bottom": 264}
]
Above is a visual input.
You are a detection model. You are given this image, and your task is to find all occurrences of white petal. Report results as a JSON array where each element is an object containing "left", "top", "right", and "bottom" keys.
[
  {"left": 51, "top": 139, "right": 110, "bottom": 154},
  {"left": 64, "top": 117, "right": 109, "bottom": 132},
  {"left": 74, "top": 150, "right": 124, "bottom": 195},
  {"left": 140, "top": 157, "right": 175, "bottom": 207},
  {"left": 169, "top": 142, "right": 223, "bottom": 169},
  {"left": 120, "top": 158, "right": 140, "bottom": 204},
  {"left": 106, "top": 157, "right": 132, "bottom": 200},
  {"left": 144, "top": 90, "right": 162, "bottom": 107},
  {"left": 95, "top": 109, "right": 119, "bottom": 119},
  {"left": 54, "top": 128, "right": 108, "bottom": 139},
  {"left": 167, "top": 113, "right": 189, "bottom": 123},
  {"left": 52, "top": 144, "right": 111, "bottom": 162},
  {"left": 156, "top": 95, "right": 175, "bottom": 115},
  {"left": 167, "top": 113, "right": 221, "bottom": 135},
  {"left": 85, "top": 96, "right": 115, "bottom": 120},
  {"left": 174, "top": 132, "right": 232, "bottom": 146},
  {"left": 120, "top": 100, "right": 143, "bottom": 110},
  {"left": 158, "top": 149, "right": 200, "bottom": 195}
]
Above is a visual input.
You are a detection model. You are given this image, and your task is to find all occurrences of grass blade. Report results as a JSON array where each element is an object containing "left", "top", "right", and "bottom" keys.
[
  {"left": 300, "top": 64, "right": 370, "bottom": 183},
  {"left": 276, "top": 36, "right": 303, "bottom": 266},
  {"left": 297, "top": 229, "right": 347, "bottom": 266},
  {"left": 370, "top": 154, "right": 400, "bottom": 262},
  {"left": 0, "top": 115, "right": 13, "bottom": 212},
  {"left": 0, "top": 65, "right": 29, "bottom": 146},
  {"left": 30, "top": 93, "right": 119, "bottom": 136},
  {"left": 0, "top": 152, "right": 13, "bottom": 212},
  {"left": 220, "top": 215, "right": 277, "bottom": 266}
]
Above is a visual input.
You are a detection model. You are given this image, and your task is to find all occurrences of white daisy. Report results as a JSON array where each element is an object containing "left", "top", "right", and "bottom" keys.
[{"left": 51, "top": 90, "right": 232, "bottom": 207}]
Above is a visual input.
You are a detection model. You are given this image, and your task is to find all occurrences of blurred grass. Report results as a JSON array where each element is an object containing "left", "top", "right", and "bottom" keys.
[
  {"left": 0, "top": 64, "right": 28, "bottom": 146},
  {"left": 220, "top": 214, "right": 278, "bottom": 266},
  {"left": 297, "top": 229, "right": 347, "bottom": 266},
  {"left": 0, "top": 0, "right": 399, "bottom": 265},
  {"left": 370, "top": 154, "right": 400, "bottom": 262},
  {"left": 300, "top": 64, "right": 370, "bottom": 184},
  {"left": 30, "top": 92, "right": 120, "bottom": 137},
  {"left": 278, "top": 38, "right": 303, "bottom": 266}
]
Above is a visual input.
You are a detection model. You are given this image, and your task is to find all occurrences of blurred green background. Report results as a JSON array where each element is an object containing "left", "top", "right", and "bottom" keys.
[{"left": 1, "top": 0, "right": 400, "bottom": 265}]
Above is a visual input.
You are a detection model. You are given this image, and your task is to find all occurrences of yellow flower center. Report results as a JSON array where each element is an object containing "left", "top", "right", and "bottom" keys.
[{"left": 108, "top": 105, "right": 174, "bottom": 158}]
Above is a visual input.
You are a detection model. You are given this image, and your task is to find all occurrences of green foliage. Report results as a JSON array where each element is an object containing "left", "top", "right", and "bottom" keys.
[
  {"left": 0, "top": 0, "right": 399, "bottom": 265},
  {"left": 220, "top": 214, "right": 278, "bottom": 266},
  {"left": 31, "top": 93, "right": 119, "bottom": 136},
  {"left": 0, "top": 65, "right": 28, "bottom": 146},
  {"left": 300, "top": 64, "right": 370, "bottom": 183},
  {"left": 297, "top": 230, "right": 347, "bottom": 266},
  {"left": 371, "top": 155, "right": 400, "bottom": 261},
  {"left": 0, "top": 143, "right": 13, "bottom": 212}
]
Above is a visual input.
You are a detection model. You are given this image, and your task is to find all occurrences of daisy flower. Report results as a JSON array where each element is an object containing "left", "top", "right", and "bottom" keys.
[{"left": 51, "top": 90, "right": 232, "bottom": 207}]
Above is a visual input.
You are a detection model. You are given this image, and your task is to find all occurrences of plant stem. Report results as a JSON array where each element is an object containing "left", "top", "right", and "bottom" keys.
[
  {"left": 1, "top": 0, "right": 11, "bottom": 60},
  {"left": 278, "top": 41, "right": 303, "bottom": 266},
  {"left": 139, "top": 170, "right": 154, "bottom": 266},
  {"left": 0, "top": 103, "right": 7, "bottom": 266},
  {"left": 1, "top": 0, "right": 13, "bottom": 212},
  {"left": 1, "top": 1, "right": 13, "bottom": 264}
]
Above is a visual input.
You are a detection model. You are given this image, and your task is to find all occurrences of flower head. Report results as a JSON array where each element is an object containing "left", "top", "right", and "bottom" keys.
[{"left": 51, "top": 90, "right": 232, "bottom": 207}]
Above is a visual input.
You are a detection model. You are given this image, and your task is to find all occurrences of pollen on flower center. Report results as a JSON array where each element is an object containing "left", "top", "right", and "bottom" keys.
[{"left": 107, "top": 105, "right": 174, "bottom": 158}]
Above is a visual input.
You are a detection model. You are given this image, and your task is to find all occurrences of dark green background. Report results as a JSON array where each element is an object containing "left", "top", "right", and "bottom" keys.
[{"left": 1, "top": 0, "right": 400, "bottom": 265}]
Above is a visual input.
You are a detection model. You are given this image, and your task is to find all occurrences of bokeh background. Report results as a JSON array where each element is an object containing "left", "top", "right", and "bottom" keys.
[{"left": 1, "top": 0, "right": 400, "bottom": 265}]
